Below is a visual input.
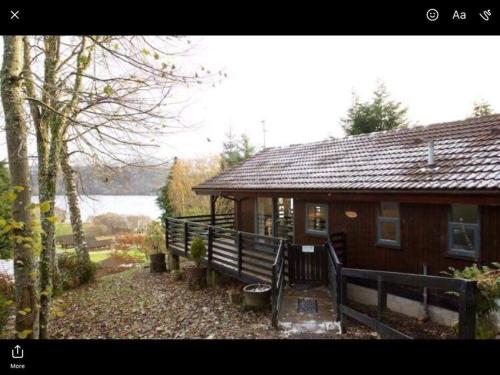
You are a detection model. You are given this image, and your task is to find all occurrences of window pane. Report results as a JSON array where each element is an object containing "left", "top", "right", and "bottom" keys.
[
  {"left": 380, "top": 221, "right": 397, "bottom": 241},
  {"left": 451, "top": 204, "right": 479, "bottom": 224},
  {"left": 256, "top": 198, "right": 273, "bottom": 236},
  {"left": 451, "top": 225, "right": 476, "bottom": 252},
  {"left": 306, "top": 204, "right": 327, "bottom": 233},
  {"left": 380, "top": 202, "right": 399, "bottom": 218},
  {"left": 276, "top": 198, "right": 294, "bottom": 241}
]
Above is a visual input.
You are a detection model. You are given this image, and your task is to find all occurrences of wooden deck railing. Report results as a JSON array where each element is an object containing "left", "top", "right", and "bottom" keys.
[
  {"left": 174, "top": 213, "right": 235, "bottom": 229},
  {"left": 271, "top": 240, "right": 286, "bottom": 328},
  {"left": 325, "top": 233, "right": 477, "bottom": 339},
  {"left": 165, "top": 217, "right": 281, "bottom": 284}
]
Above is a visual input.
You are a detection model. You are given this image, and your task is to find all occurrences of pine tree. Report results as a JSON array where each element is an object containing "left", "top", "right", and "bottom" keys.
[
  {"left": 472, "top": 100, "right": 493, "bottom": 117},
  {"left": 220, "top": 130, "right": 255, "bottom": 170},
  {"left": 157, "top": 157, "right": 176, "bottom": 224},
  {"left": 341, "top": 83, "right": 408, "bottom": 136}
]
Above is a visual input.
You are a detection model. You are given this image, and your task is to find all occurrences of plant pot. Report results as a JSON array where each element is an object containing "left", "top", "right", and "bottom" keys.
[
  {"left": 149, "top": 253, "right": 166, "bottom": 273},
  {"left": 185, "top": 266, "right": 207, "bottom": 290},
  {"left": 242, "top": 283, "right": 271, "bottom": 311}
]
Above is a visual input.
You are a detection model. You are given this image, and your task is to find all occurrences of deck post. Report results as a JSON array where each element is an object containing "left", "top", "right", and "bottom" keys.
[
  {"left": 458, "top": 280, "right": 476, "bottom": 339},
  {"left": 210, "top": 195, "right": 217, "bottom": 226},
  {"left": 207, "top": 225, "right": 213, "bottom": 269},
  {"left": 184, "top": 221, "right": 189, "bottom": 255},
  {"left": 237, "top": 231, "right": 243, "bottom": 277}
]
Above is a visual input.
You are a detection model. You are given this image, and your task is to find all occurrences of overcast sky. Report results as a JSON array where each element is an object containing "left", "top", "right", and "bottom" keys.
[{"left": 2, "top": 36, "right": 500, "bottom": 162}]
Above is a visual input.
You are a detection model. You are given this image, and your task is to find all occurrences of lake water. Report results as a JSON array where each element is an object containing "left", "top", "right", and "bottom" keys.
[{"left": 32, "top": 195, "right": 161, "bottom": 223}]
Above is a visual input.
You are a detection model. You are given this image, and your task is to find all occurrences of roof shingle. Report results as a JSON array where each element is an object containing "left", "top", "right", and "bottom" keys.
[{"left": 195, "top": 115, "right": 500, "bottom": 192}]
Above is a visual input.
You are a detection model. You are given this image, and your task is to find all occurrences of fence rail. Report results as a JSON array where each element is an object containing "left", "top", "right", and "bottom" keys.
[
  {"left": 174, "top": 213, "right": 235, "bottom": 229},
  {"left": 325, "top": 233, "right": 477, "bottom": 339},
  {"left": 166, "top": 216, "right": 281, "bottom": 284}
]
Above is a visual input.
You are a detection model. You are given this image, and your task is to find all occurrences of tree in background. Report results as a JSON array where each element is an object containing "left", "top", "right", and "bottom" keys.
[
  {"left": 1, "top": 36, "right": 39, "bottom": 338},
  {"left": 341, "top": 83, "right": 408, "bottom": 136},
  {"left": 156, "top": 157, "right": 176, "bottom": 224},
  {"left": 220, "top": 128, "right": 256, "bottom": 170},
  {"left": 472, "top": 100, "right": 493, "bottom": 117},
  {"left": 167, "top": 156, "right": 221, "bottom": 216},
  {"left": 0, "top": 161, "right": 12, "bottom": 259},
  {"left": 21, "top": 35, "right": 216, "bottom": 337}
]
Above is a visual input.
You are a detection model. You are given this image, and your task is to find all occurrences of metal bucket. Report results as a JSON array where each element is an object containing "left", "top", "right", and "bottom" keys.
[{"left": 243, "top": 283, "right": 271, "bottom": 311}]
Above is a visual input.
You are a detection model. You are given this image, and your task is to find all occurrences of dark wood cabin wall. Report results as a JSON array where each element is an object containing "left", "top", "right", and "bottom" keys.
[
  {"left": 481, "top": 205, "right": 500, "bottom": 265},
  {"left": 233, "top": 194, "right": 500, "bottom": 276},
  {"left": 236, "top": 197, "right": 255, "bottom": 233}
]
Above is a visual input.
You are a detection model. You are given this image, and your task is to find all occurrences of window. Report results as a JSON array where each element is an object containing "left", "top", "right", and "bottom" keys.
[
  {"left": 276, "top": 198, "right": 294, "bottom": 241},
  {"left": 377, "top": 202, "right": 400, "bottom": 247},
  {"left": 255, "top": 198, "right": 273, "bottom": 236},
  {"left": 448, "top": 204, "right": 480, "bottom": 258},
  {"left": 305, "top": 203, "right": 328, "bottom": 236}
]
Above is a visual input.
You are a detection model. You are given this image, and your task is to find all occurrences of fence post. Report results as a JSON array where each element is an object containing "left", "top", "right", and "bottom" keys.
[
  {"left": 237, "top": 231, "right": 243, "bottom": 276},
  {"left": 339, "top": 270, "right": 347, "bottom": 333},
  {"left": 335, "top": 263, "right": 342, "bottom": 322},
  {"left": 271, "top": 263, "right": 277, "bottom": 328},
  {"left": 184, "top": 221, "right": 189, "bottom": 255},
  {"left": 458, "top": 280, "right": 476, "bottom": 339},
  {"left": 377, "top": 275, "right": 387, "bottom": 321},
  {"left": 207, "top": 225, "right": 213, "bottom": 269}
]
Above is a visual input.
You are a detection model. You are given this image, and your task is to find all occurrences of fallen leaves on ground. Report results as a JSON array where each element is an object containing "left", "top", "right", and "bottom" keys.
[{"left": 50, "top": 265, "right": 376, "bottom": 339}]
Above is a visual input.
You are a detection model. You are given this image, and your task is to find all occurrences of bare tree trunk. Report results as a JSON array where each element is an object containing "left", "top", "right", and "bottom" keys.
[
  {"left": 60, "top": 141, "right": 92, "bottom": 281},
  {"left": 1, "top": 35, "right": 40, "bottom": 339},
  {"left": 38, "top": 35, "right": 61, "bottom": 339}
]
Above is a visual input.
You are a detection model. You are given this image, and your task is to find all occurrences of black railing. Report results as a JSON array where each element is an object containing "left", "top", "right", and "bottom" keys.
[
  {"left": 174, "top": 213, "right": 235, "bottom": 229},
  {"left": 325, "top": 232, "right": 477, "bottom": 339},
  {"left": 339, "top": 268, "right": 477, "bottom": 339},
  {"left": 271, "top": 240, "right": 286, "bottom": 328},
  {"left": 165, "top": 217, "right": 281, "bottom": 284},
  {"left": 325, "top": 233, "right": 345, "bottom": 320}
]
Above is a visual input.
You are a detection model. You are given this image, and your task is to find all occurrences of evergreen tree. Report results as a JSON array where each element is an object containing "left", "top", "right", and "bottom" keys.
[
  {"left": 472, "top": 100, "right": 493, "bottom": 117},
  {"left": 0, "top": 160, "right": 12, "bottom": 259},
  {"left": 220, "top": 129, "right": 255, "bottom": 170},
  {"left": 156, "top": 157, "right": 176, "bottom": 224},
  {"left": 341, "top": 83, "right": 408, "bottom": 136}
]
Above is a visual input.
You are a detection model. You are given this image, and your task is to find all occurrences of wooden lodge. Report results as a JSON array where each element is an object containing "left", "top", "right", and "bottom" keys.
[
  {"left": 165, "top": 115, "right": 500, "bottom": 338},
  {"left": 192, "top": 115, "right": 500, "bottom": 276}
]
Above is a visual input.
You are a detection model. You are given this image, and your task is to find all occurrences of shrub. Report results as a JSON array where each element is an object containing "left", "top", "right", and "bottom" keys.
[
  {"left": 57, "top": 253, "right": 96, "bottom": 290},
  {"left": 144, "top": 221, "right": 165, "bottom": 255},
  {"left": 0, "top": 273, "right": 14, "bottom": 334},
  {"left": 116, "top": 233, "right": 145, "bottom": 250},
  {"left": 190, "top": 237, "right": 206, "bottom": 268},
  {"left": 0, "top": 292, "right": 12, "bottom": 334},
  {"left": 442, "top": 263, "right": 500, "bottom": 339}
]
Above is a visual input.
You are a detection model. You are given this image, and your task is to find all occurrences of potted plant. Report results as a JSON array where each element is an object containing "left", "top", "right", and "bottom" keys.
[
  {"left": 144, "top": 221, "right": 166, "bottom": 273},
  {"left": 186, "top": 237, "right": 207, "bottom": 290}
]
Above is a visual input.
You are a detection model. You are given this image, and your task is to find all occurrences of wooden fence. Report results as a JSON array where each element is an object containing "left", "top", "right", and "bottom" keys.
[
  {"left": 166, "top": 216, "right": 281, "bottom": 284},
  {"left": 325, "top": 234, "right": 477, "bottom": 339},
  {"left": 174, "top": 213, "right": 234, "bottom": 229}
]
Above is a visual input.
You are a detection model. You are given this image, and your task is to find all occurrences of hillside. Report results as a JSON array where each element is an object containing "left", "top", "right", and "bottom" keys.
[{"left": 30, "top": 164, "right": 170, "bottom": 196}]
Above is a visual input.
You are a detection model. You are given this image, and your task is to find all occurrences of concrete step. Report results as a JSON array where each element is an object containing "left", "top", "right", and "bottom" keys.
[{"left": 278, "top": 320, "right": 341, "bottom": 335}]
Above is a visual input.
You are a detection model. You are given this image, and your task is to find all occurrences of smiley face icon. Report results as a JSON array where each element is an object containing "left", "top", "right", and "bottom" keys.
[{"left": 426, "top": 8, "right": 439, "bottom": 21}]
